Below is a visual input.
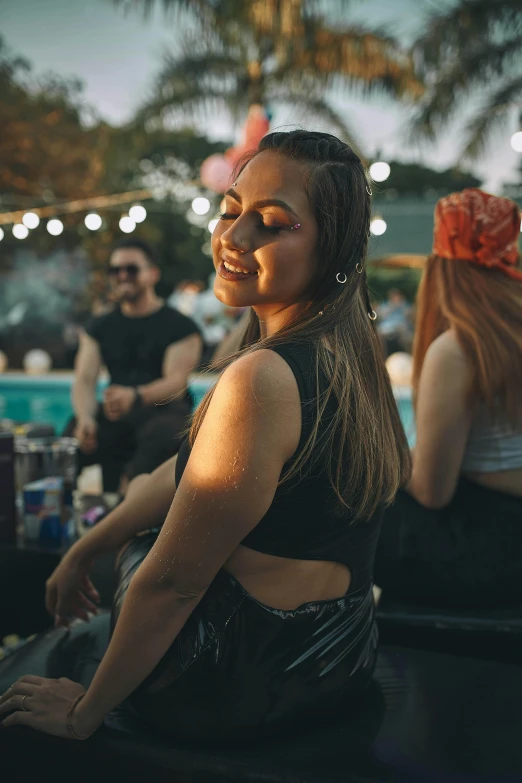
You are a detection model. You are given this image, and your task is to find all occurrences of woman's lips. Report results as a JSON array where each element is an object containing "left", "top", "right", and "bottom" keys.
[{"left": 217, "top": 260, "right": 258, "bottom": 282}]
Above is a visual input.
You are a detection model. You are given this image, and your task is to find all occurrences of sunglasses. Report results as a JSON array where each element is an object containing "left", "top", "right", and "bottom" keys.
[{"left": 107, "top": 263, "right": 141, "bottom": 277}]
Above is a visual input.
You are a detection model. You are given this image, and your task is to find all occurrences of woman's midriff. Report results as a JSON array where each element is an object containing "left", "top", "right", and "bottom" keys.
[
  {"left": 464, "top": 467, "right": 522, "bottom": 497},
  {"left": 223, "top": 544, "right": 351, "bottom": 610}
]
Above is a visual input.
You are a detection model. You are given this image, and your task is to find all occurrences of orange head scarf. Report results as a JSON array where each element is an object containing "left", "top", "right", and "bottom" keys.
[{"left": 432, "top": 188, "right": 522, "bottom": 281}]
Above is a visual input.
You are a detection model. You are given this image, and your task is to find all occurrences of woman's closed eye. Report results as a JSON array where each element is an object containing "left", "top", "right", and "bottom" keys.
[{"left": 219, "top": 212, "right": 285, "bottom": 234}]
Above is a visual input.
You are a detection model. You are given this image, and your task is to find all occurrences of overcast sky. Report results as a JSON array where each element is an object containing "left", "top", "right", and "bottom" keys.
[{"left": 1, "top": 0, "right": 520, "bottom": 192}]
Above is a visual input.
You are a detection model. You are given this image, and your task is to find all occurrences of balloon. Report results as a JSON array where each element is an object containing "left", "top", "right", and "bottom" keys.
[
  {"left": 23, "top": 349, "right": 52, "bottom": 375},
  {"left": 200, "top": 105, "right": 270, "bottom": 193},
  {"left": 200, "top": 154, "right": 234, "bottom": 193},
  {"left": 385, "top": 352, "right": 413, "bottom": 387}
]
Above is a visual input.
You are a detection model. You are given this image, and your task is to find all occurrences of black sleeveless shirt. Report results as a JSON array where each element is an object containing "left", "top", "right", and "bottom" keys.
[{"left": 175, "top": 342, "right": 384, "bottom": 593}]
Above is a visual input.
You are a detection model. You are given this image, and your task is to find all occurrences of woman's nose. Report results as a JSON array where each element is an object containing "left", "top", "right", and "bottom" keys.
[{"left": 221, "top": 228, "right": 251, "bottom": 254}]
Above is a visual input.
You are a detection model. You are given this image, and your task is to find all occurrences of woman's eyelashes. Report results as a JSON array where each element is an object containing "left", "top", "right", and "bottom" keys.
[{"left": 219, "top": 212, "right": 285, "bottom": 234}]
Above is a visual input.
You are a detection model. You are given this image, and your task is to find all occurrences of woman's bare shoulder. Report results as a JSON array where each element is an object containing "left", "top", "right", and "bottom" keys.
[
  {"left": 219, "top": 348, "right": 300, "bottom": 401},
  {"left": 426, "top": 329, "right": 467, "bottom": 367}
]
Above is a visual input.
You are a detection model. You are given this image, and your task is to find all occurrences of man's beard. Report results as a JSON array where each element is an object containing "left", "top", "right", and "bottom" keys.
[{"left": 115, "top": 285, "right": 143, "bottom": 303}]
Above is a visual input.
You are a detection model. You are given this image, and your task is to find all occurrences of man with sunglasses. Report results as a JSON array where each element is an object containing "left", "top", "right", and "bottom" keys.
[{"left": 67, "top": 238, "right": 202, "bottom": 492}]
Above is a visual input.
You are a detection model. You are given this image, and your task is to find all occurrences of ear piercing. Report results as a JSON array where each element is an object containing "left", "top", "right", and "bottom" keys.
[{"left": 289, "top": 223, "right": 301, "bottom": 230}]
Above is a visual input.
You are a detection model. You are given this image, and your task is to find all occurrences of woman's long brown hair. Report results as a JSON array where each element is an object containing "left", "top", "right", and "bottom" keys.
[
  {"left": 190, "top": 130, "right": 411, "bottom": 520},
  {"left": 413, "top": 255, "right": 522, "bottom": 425}
]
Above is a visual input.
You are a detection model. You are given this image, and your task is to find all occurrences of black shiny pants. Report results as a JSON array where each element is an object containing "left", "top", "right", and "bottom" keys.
[
  {"left": 375, "top": 478, "right": 522, "bottom": 609},
  {"left": 115, "top": 534, "right": 378, "bottom": 741},
  {"left": 0, "top": 534, "right": 378, "bottom": 743}
]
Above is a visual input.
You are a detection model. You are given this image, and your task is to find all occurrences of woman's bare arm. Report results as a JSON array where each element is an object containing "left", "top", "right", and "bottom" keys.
[
  {"left": 70, "top": 349, "right": 301, "bottom": 737},
  {"left": 407, "top": 331, "right": 473, "bottom": 508}
]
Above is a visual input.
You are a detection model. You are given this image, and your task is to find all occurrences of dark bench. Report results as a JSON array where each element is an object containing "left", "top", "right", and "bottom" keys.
[
  {"left": 376, "top": 595, "right": 522, "bottom": 665},
  {"left": 1, "top": 614, "right": 522, "bottom": 782}
]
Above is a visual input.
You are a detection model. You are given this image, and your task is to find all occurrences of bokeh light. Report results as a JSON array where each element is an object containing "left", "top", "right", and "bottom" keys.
[
  {"left": 192, "top": 197, "right": 211, "bottom": 216},
  {"left": 22, "top": 212, "right": 40, "bottom": 229},
  {"left": 208, "top": 218, "right": 219, "bottom": 234},
  {"left": 129, "top": 205, "right": 147, "bottom": 223},
  {"left": 47, "top": 219, "right": 64, "bottom": 236},
  {"left": 510, "top": 132, "right": 522, "bottom": 152},
  {"left": 119, "top": 216, "right": 136, "bottom": 233},
  {"left": 370, "top": 217, "right": 387, "bottom": 236},
  {"left": 0, "top": 228, "right": 4, "bottom": 241},
  {"left": 13, "top": 224, "right": 29, "bottom": 240},
  {"left": 369, "top": 162, "right": 391, "bottom": 182},
  {"left": 85, "top": 213, "right": 102, "bottom": 231}
]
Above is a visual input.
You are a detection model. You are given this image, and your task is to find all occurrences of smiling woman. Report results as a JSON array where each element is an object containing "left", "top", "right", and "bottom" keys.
[{"left": 0, "top": 131, "right": 410, "bottom": 746}]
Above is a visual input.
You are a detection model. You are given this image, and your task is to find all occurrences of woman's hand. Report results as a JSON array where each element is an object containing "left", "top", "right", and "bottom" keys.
[
  {"left": 0, "top": 676, "right": 98, "bottom": 738},
  {"left": 46, "top": 551, "right": 100, "bottom": 627}
]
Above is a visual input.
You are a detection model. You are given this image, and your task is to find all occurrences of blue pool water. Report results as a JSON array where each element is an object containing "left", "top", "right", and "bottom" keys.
[
  {"left": 0, "top": 374, "right": 415, "bottom": 443},
  {"left": 0, "top": 374, "right": 215, "bottom": 435}
]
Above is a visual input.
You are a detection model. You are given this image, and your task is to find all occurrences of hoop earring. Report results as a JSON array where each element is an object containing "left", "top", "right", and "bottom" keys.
[
  {"left": 366, "top": 185, "right": 372, "bottom": 196},
  {"left": 369, "top": 310, "right": 377, "bottom": 321},
  {"left": 336, "top": 272, "right": 347, "bottom": 284},
  {"left": 356, "top": 263, "right": 363, "bottom": 274}
]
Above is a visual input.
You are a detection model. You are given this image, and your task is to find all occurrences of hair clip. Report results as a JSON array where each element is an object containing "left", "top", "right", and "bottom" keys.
[{"left": 289, "top": 223, "right": 301, "bottom": 231}]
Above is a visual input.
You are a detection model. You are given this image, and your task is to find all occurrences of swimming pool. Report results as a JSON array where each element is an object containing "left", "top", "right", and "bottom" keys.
[
  {"left": 0, "top": 374, "right": 415, "bottom": 443},
  {"left": 0, "top": 374, "right": 216, "bottom": 435}
]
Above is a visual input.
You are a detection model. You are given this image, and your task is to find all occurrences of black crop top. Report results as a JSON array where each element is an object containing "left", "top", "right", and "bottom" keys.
[{"left": 175, "top": 342, "right": 383, "bottom": 592}]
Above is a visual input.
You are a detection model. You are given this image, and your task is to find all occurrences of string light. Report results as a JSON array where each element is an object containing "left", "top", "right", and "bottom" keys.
[
  {"left": 22, "top": 212, "right": 40, "bottom": 229},
  {"left": 369, "top": 162, "right": 391, "bottom": 182},
  {"left": 47, "top": 219, "right": 64, "bottom": 236},
  {"left": 192, "top": 197, "right": 211, "bottom": 216},
  {"left": 13, "top": 224, "right": 29, "bottom": 240},
  {"left": 129, "top": 205, "right": 147, "bottom": 223},
  {"left": 510, "top": 132, "right": 522, "bottom": 152},
  {"left": 119, "top": 215, "right": 136, "bottom": 233},
  {"left": 370, "top": 217, "right": 387, "bottom": 236},
  {"left": 85, "top": 213, "right": 102, "bottom": 231}
]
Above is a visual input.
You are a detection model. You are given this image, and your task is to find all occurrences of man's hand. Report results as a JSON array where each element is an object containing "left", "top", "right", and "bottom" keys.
[
  {"left": 103, "top": 385, "right": 137, "bottom": 421},
  {"left": 74, "top": 417, "right": 98, "bottom": 453}
]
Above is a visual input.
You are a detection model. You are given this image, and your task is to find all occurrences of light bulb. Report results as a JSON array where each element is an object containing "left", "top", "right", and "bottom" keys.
[
  {"left": 129, "top": 205, "right": 147, "bottom": 223},
  {"left": 119, "top": 216, "right": 136, "bottom": 233},
  {"left": 47, "top": 219, "right": 64, "bottom": 236},
  {"left": 85, "top": 213, "right": 102, "bottom": 231},
  {"left": 13, "top": 224, "right": 29, "bottom": 239},
  {"left": 192, "top": 197, "right": 211, "bottom": 216},
  {"left": 369, "top": 162, "right": 391, "bottom": 182},
  {"left": 510, "top": 132, "right": 522, "bottom": 152},
  {"left": 370, "top": 217, "right": 387, "bottom": 236},
  {"left": 22, "top": 212, "right": 40, "bottom": 229}
]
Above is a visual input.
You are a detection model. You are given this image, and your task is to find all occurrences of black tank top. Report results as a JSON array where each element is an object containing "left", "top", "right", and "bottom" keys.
[{"left": 175, "top": 342, "right": 383, "bottom": 592}]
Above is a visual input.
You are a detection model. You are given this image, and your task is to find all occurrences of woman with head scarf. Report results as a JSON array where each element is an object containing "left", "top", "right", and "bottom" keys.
[{"left": 375, "top": 188, "right": 522, "bottom": 609}]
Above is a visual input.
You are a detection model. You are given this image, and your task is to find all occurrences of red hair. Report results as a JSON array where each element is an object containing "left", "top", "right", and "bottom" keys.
[{"left": 412, "top": 255, "right": 522, "bottom": 426}]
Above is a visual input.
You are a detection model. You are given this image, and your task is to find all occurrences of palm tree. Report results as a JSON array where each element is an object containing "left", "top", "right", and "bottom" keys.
[
  {"left": 112, "top": 0, "right": 422, "bottom": 145},
  {"left": 411, "top": 0, "right": 522, "bottom": 160}
]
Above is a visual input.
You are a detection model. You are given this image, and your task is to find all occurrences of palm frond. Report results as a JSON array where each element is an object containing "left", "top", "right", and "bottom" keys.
[
  {"left": 460, "top": 75, "right": 522, "bottom": 160},
  {"left": 286, "top": 24, "right": 423, "bottom": 100},
  {"left": 410, "top": 33, "right": 522, "bottom": 140},
  {"left": 111, "top": 0, "right": 213, "bottom": 19},
  {"left": 416, "top": 0, "right": 522, "bottom": 69},
  {"left": 267, "top": 82, "right": 361, "bottom": 151}
]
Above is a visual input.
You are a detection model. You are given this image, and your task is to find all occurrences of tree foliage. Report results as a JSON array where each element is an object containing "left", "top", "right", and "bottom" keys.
[
  {"left": 115, "top": 0, "right": 422, "bottom": 145},
  {"left": 411, "top": 0, "right": 522, "bottom": 159}
]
